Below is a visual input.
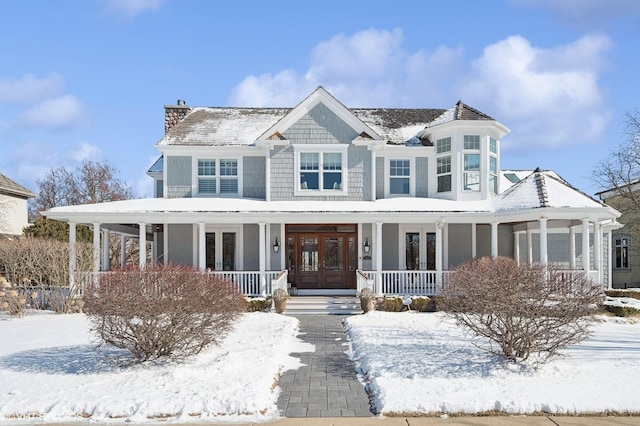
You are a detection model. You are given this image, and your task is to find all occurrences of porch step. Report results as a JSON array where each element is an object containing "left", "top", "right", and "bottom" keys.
[{"left": 281, "top": 296, "right": 363, "bottom": 315}]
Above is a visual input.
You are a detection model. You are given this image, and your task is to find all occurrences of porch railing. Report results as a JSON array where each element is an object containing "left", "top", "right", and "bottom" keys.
[
  {"left": 357, "top": 270, "right": 453, "bottom": 296},
  {"left": 208, "top": 270, "right": 284, "bottom": 296}
]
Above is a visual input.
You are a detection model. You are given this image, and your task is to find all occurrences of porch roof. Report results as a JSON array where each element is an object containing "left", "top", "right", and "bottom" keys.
[{"left": 44, "top": 171, "right": 619, "bottom": 224}]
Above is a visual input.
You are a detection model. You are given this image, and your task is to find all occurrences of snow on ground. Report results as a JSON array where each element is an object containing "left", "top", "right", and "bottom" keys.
[
  {"left": 345, "top": 311, "right": 640, "bottom": 415},
  {"left": 0, "top": 311, "right": 312, "bottom": 424},
  {"left": 1, "top": 307, "right": 640, "bottom": 423}
]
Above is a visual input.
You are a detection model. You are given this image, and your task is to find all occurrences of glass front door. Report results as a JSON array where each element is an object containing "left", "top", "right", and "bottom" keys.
[
  {"left": 205, "top": 231, "right": 236, "bottom": 271},
  {"left": 405, "top": 231, "right": 435, "bottom": 270}
]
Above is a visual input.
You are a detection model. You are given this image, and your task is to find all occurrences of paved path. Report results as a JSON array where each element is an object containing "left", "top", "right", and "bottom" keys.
[{"left": 276, "top": 315, "right": 374, "bottom": 418}]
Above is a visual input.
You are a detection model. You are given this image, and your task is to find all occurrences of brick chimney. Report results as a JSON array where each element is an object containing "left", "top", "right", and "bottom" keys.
[{"left": 164, "top": 99, "right": 191, "bottom": 133}]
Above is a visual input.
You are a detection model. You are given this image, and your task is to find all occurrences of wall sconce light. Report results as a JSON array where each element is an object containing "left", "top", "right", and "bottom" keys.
[
  {"left": 363, "top": 238, "right": 370, "bottom": 254},
  {"left": 273, "top": 238, "right": 280, "bottom": 253}
]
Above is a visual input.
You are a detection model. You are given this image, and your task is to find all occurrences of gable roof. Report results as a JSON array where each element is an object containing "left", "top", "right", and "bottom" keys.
[{"left": 0, "top": 173, "right": 35, "bottom": 199}]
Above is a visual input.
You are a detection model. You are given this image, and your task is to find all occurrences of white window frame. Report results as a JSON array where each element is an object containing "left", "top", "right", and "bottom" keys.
[
  {"left": 613, "top": 235, "right": 630, "bottom": 270},
  {"left": 386, "top": 158, "right": 414, "bottom": 197},
  {"left": 436, "top": 154, "right": 452, "bottom": 193},
  {"left": 193, "top": 157, "right": 242, "bottom": 197},
  {"left": 489, "top": 155, "right": 498, "bottom": 194},
  {"left": 294, "top": 144, "right": 348, "bottom": 196},
  {"left": 463, "top": 135, "right": 481, "bottom": 192}
]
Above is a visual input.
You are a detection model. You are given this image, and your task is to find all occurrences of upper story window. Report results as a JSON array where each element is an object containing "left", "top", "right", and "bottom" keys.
[
  {"left": 463, "top": 154, "right": 480, "bottom": 191},
  {"left": 490, "top": 137, "right": 497, "bottom": 154},
  {"left": 437, "top": 155, "right": 451, "bottom": 193},
  {"left": 197, "top": 159, "right": 239, "bottom": 195},
  {"left": 614, "top": 236, "right": 630, "bottom": 269},
  {"left": 389, "top": 159, "right": 410, "bottom": 195},
  {"left": 489, "top": 156, "right": 498, "bottom": 194},
  {"left": 464, "top": 135, "right": 480, "bottom": 150},
  {"left": 296, "top": 146, "right": 347, "bottom": 195},
  {"left": 436, "top": 137, "right": 451, "bottom": 154}
]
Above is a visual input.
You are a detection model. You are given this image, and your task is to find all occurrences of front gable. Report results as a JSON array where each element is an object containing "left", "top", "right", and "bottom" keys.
[{"left": 257, "top": 86, "right": 382, "bottom": 144}]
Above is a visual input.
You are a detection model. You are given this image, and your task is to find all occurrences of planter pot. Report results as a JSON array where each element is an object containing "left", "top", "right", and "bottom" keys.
[
  {"left": 360, "top": 298, "right": 374, "bottom": 313},
  {"left": 274, "top": 299, "right": 287, "bottom": 314}
]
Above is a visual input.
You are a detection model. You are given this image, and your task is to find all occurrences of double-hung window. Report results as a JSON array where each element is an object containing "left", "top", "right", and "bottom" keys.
[
  {"left": 296, "top": 147, "right": 346, "bottom": 194},
  {"left": 197, "top": 159, "right": 239, "bottom": 195},
  {"left": 389, "top": 159, "right": 410, "bottom": 195},
  {"left": 489, "top": 137, "right": 498, "bottom": 194},
  {"left": 436, "top": 137, "right": 452, "bottom": 193},
  {"left": 614, "top": 236, "right": 630, "bottom": 269},
  {"left": 463, "top": 135, "right": 480, "bottom": 191}
]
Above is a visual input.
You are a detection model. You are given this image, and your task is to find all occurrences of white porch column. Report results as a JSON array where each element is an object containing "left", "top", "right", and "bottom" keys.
[
  {"left": 582, "top": 218, "right": 590, "bottom": 273},
  {"left": 198, "top": 222, "right": 206, "bottom": 271},
  {"left": 539, "top": 218, "right": 548, "bottom": 265},
  {"left": 139, "top": 223, "right": 147, "bottom": 268},
  {"left": 513, "top": 232, "right": 521, "bottom": 265},
  {"left": 569, "top": 227, "right": 576, "bottom": 270},
  {"left": 436, "top": 222, "right": 443, "bottom": 287},
  {"left": 69, "top": 222, "right": 77, "bottom": 289},
  {"left": 491, "top": 222, "right": 499, "bottom": 258},
  {"left": 375, "top": 222, "right": 383, "bottom": 294},
  {"left": 594, "top": 220, "right": 601, "bottom": 284},
  {"left": 102, "top": 229, "right": 110, "bottom": 271},
  {"left": 120, "top": 235, "right": 126, "bottom": 268},
  {"left": 93, "top": 223, "right": 100, "bottom": 276},
  {"left": 259, "top": 222, "right": 266, "bottom": 295},
  {"left": 526, "top": 229, "right": 533, "bottom": 263},
  {"left": 471, "top": 223, "right": 477, "bottom": 258}
]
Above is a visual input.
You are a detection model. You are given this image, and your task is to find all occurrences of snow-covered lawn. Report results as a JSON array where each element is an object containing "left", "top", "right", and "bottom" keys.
[
  {"left": 1, "top": 306, "right": 640, "bottom": 423},
  {"left": 0, "top": 311, "right": 311, "bottom": 423},
  {"left": 345, "top": 311, "right": 640, "bottom": 415}
]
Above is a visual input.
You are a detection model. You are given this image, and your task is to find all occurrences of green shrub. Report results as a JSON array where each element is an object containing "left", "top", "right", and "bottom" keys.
[
  {"left": 605, "top": 290, "right": 640, "bottom": 300},
  {"left": 246, "top": 297, "right": 272, "bottom": 312},
  {"left": 604, "top": 305, "right": 640, "bottom": 317}
]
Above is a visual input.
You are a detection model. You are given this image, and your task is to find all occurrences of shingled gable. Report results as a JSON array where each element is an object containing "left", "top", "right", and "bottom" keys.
[
  {"left": 256, "top": 86, "right": 384, "bottom": 143},
  {"left": 0, "top": 173, "right": 35, "bottom": 199}
]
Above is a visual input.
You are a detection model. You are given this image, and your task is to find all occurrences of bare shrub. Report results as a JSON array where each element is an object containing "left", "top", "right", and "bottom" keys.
[
  {"left": 83, "top": 264, "right": 247, "bottom": 362},
  {"left": 440, "top": 257, "right": 603, "bottom": 363},
  {"left": 0, "top": 237, "right": 92, "bottom": 313},
  {"left": 0, "top": 277, "right": 37, "bottom": 317}
]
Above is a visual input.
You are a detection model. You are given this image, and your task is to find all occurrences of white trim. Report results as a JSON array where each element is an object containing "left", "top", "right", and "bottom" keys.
[
  {"left": 293, "top": 144, "right": 349, "bottom": 197},
  {"left": 384, "top": 157, "right": 416, "bottom": 198}
]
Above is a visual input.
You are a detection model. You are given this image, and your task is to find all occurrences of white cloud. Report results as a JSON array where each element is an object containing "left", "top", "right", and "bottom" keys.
[
  {"left": 21, "top": 95, "right": 85, "bottom": 129},
  {"left": 70, "top": 142, "right": 103, "bottom": 163},
  {"left": 229, "top": 28, "right": 464, "bottom": 108},
  {"left": 459, "top": 34, "right": 613, "bottom": 150},
  {"left": 230, "top": 29, "right": 611, "bottom": 152},
  {"left": 0, "top": 73, "right": 63, "bottom": 104},
  {"left": 105, "top": 0, "right": 165, "bottom": 20}
]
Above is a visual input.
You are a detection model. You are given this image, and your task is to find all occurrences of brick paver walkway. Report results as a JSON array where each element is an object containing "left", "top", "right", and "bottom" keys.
[{"left": 276, "top": 315, "right": 374, "bottom": 418}]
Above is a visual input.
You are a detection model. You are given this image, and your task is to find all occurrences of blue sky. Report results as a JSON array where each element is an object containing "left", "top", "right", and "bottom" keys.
[{"left": 1, "top": 0, "right": 639, "bottom": 199}]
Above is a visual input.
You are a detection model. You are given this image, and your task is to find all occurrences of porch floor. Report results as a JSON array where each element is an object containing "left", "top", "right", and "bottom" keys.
[{"left": 276, "top": 315, "right": 374, "bottom": 417}]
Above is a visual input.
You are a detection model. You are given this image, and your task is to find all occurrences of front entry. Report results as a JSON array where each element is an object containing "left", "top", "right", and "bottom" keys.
[{"left": 286, "top": 224, "right": 357, "bottom": 290}]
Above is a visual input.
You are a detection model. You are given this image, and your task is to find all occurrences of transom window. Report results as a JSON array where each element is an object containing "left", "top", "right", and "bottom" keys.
[
  {"left": 464, "top": 135, "right": 480, "bottom": 150},
  {"left": 436, "top": 137, "right": 451, "bottom": 154},
  {"left": 389, "top": 159, "right": 410, "bottom": 195},
  {"left": 614, "top": 236, "right": 630, "bottom": 269},
  {"left": 437, "top": 155, "right": 451, "bottom": 193},
  {"left": 198, "top": 159, "right": 238, "bottom": 195},
  {"left": 298, "top": 151, "right": 344, "bottom": 191}
]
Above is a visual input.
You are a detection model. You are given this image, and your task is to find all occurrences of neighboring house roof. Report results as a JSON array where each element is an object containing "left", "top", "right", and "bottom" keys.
[
  {"left": 595, "top": 178, "right": 640, "bottom": 200},
  {"left": 0, "top": 173, "right": 35, "bottom": 199}
]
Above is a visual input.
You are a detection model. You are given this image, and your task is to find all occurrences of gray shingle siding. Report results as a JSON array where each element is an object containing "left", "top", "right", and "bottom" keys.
[
  {"left": 270, "top": 224, "right": 282, "bottom": 270},
  {"left": 283, "top": 103, "right": 358, "bottom": 145},
  {"left": 167, "top": 224, "right": 193, "bottom": 265},
  {"left": 416, "top": 157, "right": 428, "bottom": 198},
  {"left": 382, "top": 223, "right": 399, "bottom": 270},
  {"left": 243, "top": 156, "right": 266, "bottom": 199},
  {"left": 447, "top": 224, "right": 472, "bottom": 267},
  {"left": 167, "top": 156, "right": 192, "bottom": 198},
  {"left": 243, "top": 224, "right": 259, "bottom": 270}
]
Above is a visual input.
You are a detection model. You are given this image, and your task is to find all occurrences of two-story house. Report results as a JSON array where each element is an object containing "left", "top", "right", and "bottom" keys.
[{"left": 44, "top": 87, "right": 621, "bottom": 295}]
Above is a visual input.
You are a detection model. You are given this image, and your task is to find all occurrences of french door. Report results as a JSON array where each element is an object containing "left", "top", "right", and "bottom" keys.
[
  {"left": 205, "top": 229, "right": 238, "bottom": 271},
  {"left": 404, "top": 229, "right": 436, "bottom": 271}
]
